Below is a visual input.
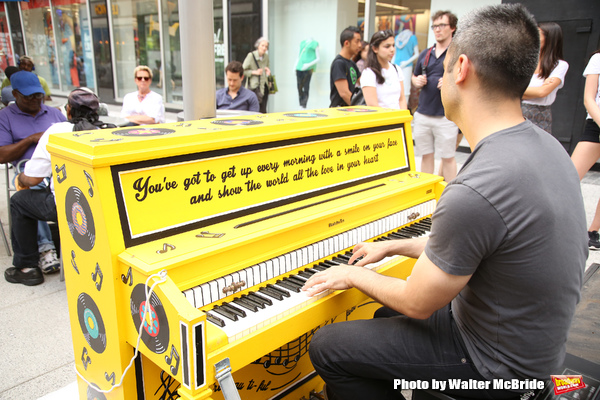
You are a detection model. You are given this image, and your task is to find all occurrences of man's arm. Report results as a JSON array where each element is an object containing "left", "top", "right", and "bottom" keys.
[
  {"left": 303, "top": 249, "right": 471, "bottom": 319},
  {"left": 0, "top": 132, "right": 43, "bottom": 163},
  {"left": 16, "top": 172, "right": 44, "bottom": 190},
  {"left": 248, "top": 91, "right": 260, "bottom": 112},
  {"left": 125, "top": 115, "right": 157, "bottom": 125},
  {"left": 334, "top": 79, "right": 352, "bottom": 106}
]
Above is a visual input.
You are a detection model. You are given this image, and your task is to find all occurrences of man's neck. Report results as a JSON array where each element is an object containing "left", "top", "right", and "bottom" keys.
[
  {"left": 228, "top": 87, "right": 239, "bottom": 98},
  {"left": 460, "top": 98, "right": 525, "bottom": 150},
  {"left": 339, "top": 48, "right": 353, "bottom": 60},
  {"left": 435, "top": 37, "right": 451, "bottom": 53}
]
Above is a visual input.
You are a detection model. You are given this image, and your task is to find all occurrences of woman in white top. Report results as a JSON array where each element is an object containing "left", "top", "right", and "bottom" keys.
[
  {"left": 120, "top": 65, "right": 165, "bottom": 125},
  {"left": 570, "top": 49, "right": 600, "bottom": 248},
  {"left": 522, "top": 22, "right": 569, "bottom": 133},
  {"left": 361, "top": 30, "right": 406, "bottom": 110}
]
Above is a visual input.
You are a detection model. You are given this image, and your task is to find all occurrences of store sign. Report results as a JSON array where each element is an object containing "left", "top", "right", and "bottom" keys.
[{"left": 94, "top": 4, "right": 118, "bottom": 16}]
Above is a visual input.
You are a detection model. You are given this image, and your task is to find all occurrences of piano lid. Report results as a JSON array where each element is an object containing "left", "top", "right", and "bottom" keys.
[{"left": 48, "top": 107, "right": 414, "bottom": 247}]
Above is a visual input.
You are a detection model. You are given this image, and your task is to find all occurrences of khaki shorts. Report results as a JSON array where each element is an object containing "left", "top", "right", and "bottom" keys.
[{"left": 412, "top": 111, "right": 459, "bottom": 158}]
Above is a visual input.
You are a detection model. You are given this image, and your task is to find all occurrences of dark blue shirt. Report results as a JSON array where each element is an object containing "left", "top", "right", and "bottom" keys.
[
  {"left": 413, "top": 46, "right": 447, "bottom": 116},
  {"left": 216, "top": 86, "right": 260, "bottom": 112}
]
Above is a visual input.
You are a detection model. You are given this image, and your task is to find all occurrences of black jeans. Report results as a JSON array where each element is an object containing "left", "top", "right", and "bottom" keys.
[
  {"left": 11, "top": 188, "right": 57, "bottom": 269},
  {"left": 309, "top": 305, "right": 519, "bottom": 400},
  {"left": 296, "top": 69, "right": 313, "bottom": 108}
]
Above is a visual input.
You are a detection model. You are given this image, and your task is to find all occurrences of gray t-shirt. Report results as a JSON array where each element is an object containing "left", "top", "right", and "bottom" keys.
[{"left": 425, "top": 120, "right": 587, "bottom": 381}]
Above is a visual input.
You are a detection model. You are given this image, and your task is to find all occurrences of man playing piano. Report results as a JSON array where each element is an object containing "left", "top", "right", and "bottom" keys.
[{"left": 303, "top": 4, "right": 587, "bottom": 400}]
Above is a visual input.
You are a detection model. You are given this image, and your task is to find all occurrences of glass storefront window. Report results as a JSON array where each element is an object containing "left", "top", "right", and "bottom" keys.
[
  {"left": 20, "top": 0, "right": 60, "bottom": 91},
  {"left": 111, "top": 0, "right": 161, "bottom": 99},
  {"left": 52, "top": 0, "right": 96, "bottom": 91},
  {"left": 214, "top": 0, "right": 224, "bottom": 90},
  {"left": 0, "top": 4, "right": 15, "bottom": 72},
  {"left": 159, "top": 0, "right": 180, "bottom": 103}
]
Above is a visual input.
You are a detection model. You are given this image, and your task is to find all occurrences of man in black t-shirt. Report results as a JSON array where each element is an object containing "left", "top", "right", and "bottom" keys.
[{"left": 330, "top": 26, "right": 362, "bottom": 107}]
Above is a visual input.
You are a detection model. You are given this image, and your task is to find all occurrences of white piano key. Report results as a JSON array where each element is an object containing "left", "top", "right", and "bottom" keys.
[
  {"left": 259, "top": 262, "right": 268, "bottom": 282},
  {"left": 208, "top": 281, "right": 219, "bottom": 303},
  {"left": 183, "top": 289, "right": 195, "bottom": 307}
]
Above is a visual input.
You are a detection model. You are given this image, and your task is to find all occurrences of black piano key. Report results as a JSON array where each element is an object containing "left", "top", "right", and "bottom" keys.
[
  {"left": 232, "top": 297, "right": 259, "bottom": 312},
  {"left": 389, "top": 232, "right": 413, "bottom": 239},
  {"left": 241, "top": 293, "right": 267, "bottom": 309},
  {"left": 306, "top": 268, "right": 321, "bottom": 274},
  {"left": 312, "top": 264, "right": 328, "bottom": 271},
  {"left": 332, "top": 256, "right": 350, "bottom": 264},
  {"left": 212, "top": 305, "right": 238, "bottom": 321},
  {"left": 206, "top": 312, "right": 226, "bottom": 327},
  {"left": 288, "top": 276, "right": 307, "bottom": 286},
  {"left": 250, "top": 291, "right": 274, "bottom": 306},
  {"left": 298, "top": 270, "right": 314, "bottom": 279},
  {"left": 267, "top": 283, "right": 291, "bottom": 298},
  {"left": 275, "top": 279, "right": 302, "bottom": 293},
  {"left": 259, "top": 286, "right": 284, "bottom": 301},
  {"left": 281, "top": 277, "right": 304, "bottom": 290},
  {"left": 323, "top": 260, "right": 339, "bottom": 267},
  {"left": 221, "top": 302, "right": 246, "bottom": 318},
  {"left": 403, "top": 227, "right": 425, "bottom": 235}
]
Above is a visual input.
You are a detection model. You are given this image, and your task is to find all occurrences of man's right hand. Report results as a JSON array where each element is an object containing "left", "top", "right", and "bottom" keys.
[
  {"left": 28, "top": 132, "right": 43, "bottom": 144},
  {"left": 413, "top": 74, "right": 427, "bottom": 89},
  {"left": 348, "top": 241, "right": 393, "bottom": 266}
]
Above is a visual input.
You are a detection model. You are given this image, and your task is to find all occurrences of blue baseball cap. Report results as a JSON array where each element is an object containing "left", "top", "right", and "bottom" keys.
[{"left": 10, "top": 71, "right": 44, "bottom": 96}]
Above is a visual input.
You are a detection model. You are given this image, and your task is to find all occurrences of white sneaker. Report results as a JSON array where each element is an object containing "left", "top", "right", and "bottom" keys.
[{"left": 39, "top": 249, "right": 60, "bottom": 274}]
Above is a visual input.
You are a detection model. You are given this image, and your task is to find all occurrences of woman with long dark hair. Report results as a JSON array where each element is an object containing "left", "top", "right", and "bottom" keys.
[
  {"left": 570, "top": 48, "right": 600, "bottom": 248},
  {"left": 361, "top": 30, "right": 406, "bottom": 109},
  {"left": 521, "top": 22, "right": 569, "bottom": 133}
]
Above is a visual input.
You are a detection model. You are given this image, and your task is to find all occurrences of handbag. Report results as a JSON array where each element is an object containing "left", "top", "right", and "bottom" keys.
[
  {"left": 268, "top": 75, "right": 278, "bottom": 94},
  {"left": 350, "top": 86, "right": 366, "bottom": 106}
]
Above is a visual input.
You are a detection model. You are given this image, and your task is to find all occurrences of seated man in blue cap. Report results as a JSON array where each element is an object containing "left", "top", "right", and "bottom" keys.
[{"left": 0, "top": 71, "right": 68, "bottom": 285}]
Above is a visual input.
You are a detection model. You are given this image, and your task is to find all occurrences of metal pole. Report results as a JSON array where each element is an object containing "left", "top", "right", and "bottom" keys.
[{"left": 178, "top": 0, "right": 215, "bottom": 120}]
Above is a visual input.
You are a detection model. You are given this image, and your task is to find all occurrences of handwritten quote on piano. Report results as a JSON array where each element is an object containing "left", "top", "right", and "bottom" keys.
[{"left": 119, "top": 130, "right": 407, "bottom": 236}]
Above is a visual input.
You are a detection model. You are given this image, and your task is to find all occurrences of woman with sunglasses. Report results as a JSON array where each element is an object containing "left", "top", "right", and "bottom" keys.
[
  {"left": 120, "top": 65, "right": 165, "bottom": 125},
  {"left": 361, "top": 30, "right": 407, "bottom": 110},
  {"left": 521, "top": 22, "right": 568, "bottom": 133}
]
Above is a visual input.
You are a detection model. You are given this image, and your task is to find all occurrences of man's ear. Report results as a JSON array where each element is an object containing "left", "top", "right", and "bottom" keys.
[{"left": 454, "top": 54, "right": 470, "bottom": 84}]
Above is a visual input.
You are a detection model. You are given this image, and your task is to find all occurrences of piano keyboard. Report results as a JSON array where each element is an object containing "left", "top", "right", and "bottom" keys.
[{"left": 182, "top": 200, "right": 435, "bottom": 341}]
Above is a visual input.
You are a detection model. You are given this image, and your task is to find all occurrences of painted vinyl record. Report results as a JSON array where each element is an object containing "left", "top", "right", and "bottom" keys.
[
  {"left": 130, "top": 284, "right": 169, "bottom": 354},
  {"left": 77, "top": 293, "right": 107, "bottom": 354},
  {"left": 112, "top": 128, "right": 175, "bottom": 137},
  {"left": 337, "top": 107, "right": 377, "bottom": 112},
  {"left": 211, "top": 119, "right": 263, "bottom": 126},
  {"left": 283, "top": 112, "right": 328, "bottom": 118},
  {"left": 87, "top": 385, "right": 107, "bottom": 400},
  {"left": 65, "top": 187, "right": 95, "bottom": 252}
]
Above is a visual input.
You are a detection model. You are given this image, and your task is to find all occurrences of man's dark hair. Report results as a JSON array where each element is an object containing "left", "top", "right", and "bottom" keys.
[
  {"left": 446, "top": 4, "right": 539, "bottom": 99},
  {"left": 4, "top": 66, "right": 18, "bottom": 80},
  {"left": 340, "top": 26, "right": 361, "bottom": 48},
  {"left": 432, "top": 10, "right": 458, "bottom": 35},
  {"left": 225, "top": 61, "right": 244, "bottom": 78}
]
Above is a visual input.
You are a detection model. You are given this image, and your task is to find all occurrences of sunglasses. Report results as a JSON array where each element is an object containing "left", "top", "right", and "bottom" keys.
[
  {"left": 136, "top": 76, "right": 151, "bottom": 81},
  {"left": 17, "top": 91, "right": 44, "bottom": 100},
  {"left": 376, "top": 29, "right": 394, "bottom": 38}
]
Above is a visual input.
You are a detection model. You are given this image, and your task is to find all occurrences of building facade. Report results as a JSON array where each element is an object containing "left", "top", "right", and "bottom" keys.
[{"left": 0, "top": 0, "right": 598, "bottom": 151}]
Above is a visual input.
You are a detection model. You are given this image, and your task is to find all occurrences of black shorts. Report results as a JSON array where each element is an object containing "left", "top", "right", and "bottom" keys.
[{"left": 580, "top": 119, "right": 600, "bottom": 143}]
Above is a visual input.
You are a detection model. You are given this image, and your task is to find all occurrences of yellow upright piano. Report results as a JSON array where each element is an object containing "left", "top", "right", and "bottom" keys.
[{"left": 47, "top": 107, "right": 445, "bottom": 400}]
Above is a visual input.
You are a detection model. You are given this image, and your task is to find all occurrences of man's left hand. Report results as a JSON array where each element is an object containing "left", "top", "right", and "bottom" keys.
[{"left": 16, "top": 173, "right": 29, "bottom": 190}]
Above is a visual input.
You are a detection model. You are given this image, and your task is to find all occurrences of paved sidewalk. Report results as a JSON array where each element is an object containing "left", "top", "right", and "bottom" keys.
[{"left": 0, "top": 143, "right": 599, "bottom": 399}]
